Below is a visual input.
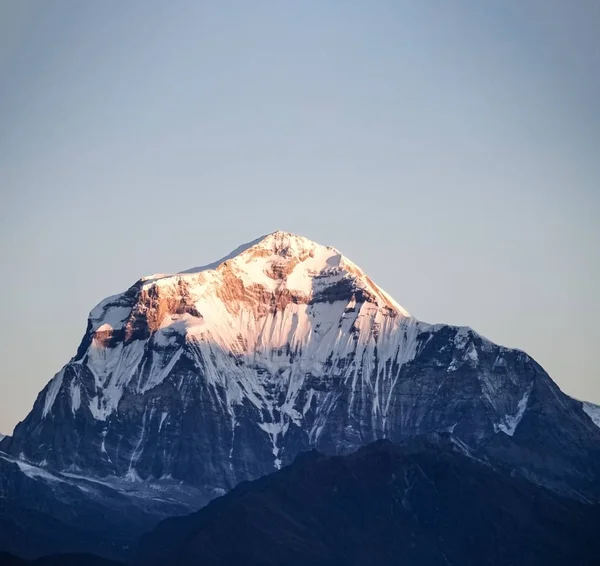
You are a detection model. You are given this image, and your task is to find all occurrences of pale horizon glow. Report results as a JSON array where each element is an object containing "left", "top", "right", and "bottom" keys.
[{"left": 0, "top": 1, "right": 599, "bottom": 433}]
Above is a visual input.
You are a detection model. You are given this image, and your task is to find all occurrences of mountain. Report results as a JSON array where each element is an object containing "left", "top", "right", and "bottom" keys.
[
  {"left": 138, "top": 435, "right": 600, "bottom": 566},
  {"left": 0, "top": 451, "right": 201, "bottom": 560},
  {"left": 1, "top": 230, "right": 600, "bottom": 558}
]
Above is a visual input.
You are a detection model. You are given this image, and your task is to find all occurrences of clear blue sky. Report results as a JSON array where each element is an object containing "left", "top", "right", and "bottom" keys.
[{"left": 1, "top": 1, "right": 599, "bottom": 434}]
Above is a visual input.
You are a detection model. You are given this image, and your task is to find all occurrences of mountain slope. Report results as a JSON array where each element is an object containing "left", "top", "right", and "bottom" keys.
[
  {"left": 138, "top": 436, "right": 600, "bottom": 566},
  {"left": 0, "top": 452, "right": 201, "bottom": 561},
  {"left": 583, "top": 401, "right": 600, "bottom": 428},
  {"left": 3, "top": 231, "right": 600, "bottom": 506}
]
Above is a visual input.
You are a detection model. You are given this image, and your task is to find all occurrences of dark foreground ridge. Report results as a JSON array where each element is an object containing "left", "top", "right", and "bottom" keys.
[
  {"left": 0, "top": 553, "right": 122, "bottom": 566},
  {"left": 136, "top": 435, "right": 600, "bottom": 566},
  {"left": 1, "top": 436, "right": 599, "bottom": 566},
  {"left": 0, "top": 453, "right": 193, "bottom": 562}
]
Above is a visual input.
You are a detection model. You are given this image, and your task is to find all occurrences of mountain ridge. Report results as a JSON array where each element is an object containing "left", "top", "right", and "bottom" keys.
[
  {"left": 4, "top": 231, "right": 599, "bottom": 494},
  {"left": 137, "top": 434, "right": 600, "bottom": 566},
  {"left": 2, "top": 231, "right": 600, "bottom": 560}
]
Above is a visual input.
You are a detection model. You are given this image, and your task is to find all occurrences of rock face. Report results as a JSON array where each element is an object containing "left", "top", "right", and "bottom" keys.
[
  {"left": 3, "top": 231, "right": 600, "bottom": 503},
  {"left": 138, "top": 436, "right": 600, "bottom": 566}
]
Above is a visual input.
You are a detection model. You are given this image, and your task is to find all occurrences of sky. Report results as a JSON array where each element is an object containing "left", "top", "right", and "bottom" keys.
[{"left": 0, "top": 0, "right": 599, "bottom": 434}]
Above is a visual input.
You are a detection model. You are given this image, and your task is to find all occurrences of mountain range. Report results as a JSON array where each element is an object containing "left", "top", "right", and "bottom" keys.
[{"left": 1, "top": 231, "right": 599, "bottom": 563}]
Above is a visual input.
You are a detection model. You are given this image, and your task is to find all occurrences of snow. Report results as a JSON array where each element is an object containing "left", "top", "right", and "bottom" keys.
[
  {"left": 465, "top": 343, "right": 479, "bottom": 363},
  {"left": 138, "top": 345, "right": 184, "bottom": 394},
  {"left": 89, "top": 297, "right": 132, "bottom": 332},
  {"left": 178, "top": 234, "right": 267, "bottom": 275},
  {"left": 42, "top": 231, "right": 416, "bottom": 431},
  {"left": 454, "top": 327, "right": 470, "bottom": 349},
  {"left": 125, "top": 468, "right": 143, "bottom": 482},
  {"left": 15, "top": 459, "right": 65, "bottom": 482},
  {"left": 100, "top": 429, "right": 108, "bottom": 453},
  {"left": 0, "top": 453, "right": 67, "bottom": 484},
  {"left": 87, "top": 339, "right": 147, "bottom": 420},
  {"left": 284, "top": 244, "right": 341, "bottom": 295},
  {"left": 26, "top": 230, "right": 598, "bottom": 494},
  {"left": 582, "top": 402, "right": 600, "bottom": 429},
  {"left": 146, "top": 231, "right": 409, "bottom": 315},
  {"left": 70, "top": 381, "right": 81, "bottom": 413},
  {"left": 126, "top": 406, "right": 155, "bottom": 479},
  {"left": 42, "top": 368, "right": 65, "bottom": 417},
  {"left": 495, "top": 383, "right": 533, "bottom": 436},
  {"left": 158, "top": 412, "right": 168, "bottom": 431},
  {"left": 174, "top": 291, "right": 422, "bottom": 463},
  {"left": 302, "top": 389, "right": 315, "bottom": 415},
  {"left": 258, "top": 421, "right": 287, "bottom": 469},
  {"left": 39, "top": 229, "right": 548, "bottom": 463}
]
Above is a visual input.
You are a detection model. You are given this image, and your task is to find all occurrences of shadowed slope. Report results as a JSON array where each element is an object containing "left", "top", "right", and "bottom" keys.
[{"left": 139, "top": 436, "right": 600, "bottom": 566}]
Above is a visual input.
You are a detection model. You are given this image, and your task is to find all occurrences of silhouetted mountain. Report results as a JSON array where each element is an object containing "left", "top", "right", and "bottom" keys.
[{"left": 139, "top": 435, "right": 600, "bottom": 566}]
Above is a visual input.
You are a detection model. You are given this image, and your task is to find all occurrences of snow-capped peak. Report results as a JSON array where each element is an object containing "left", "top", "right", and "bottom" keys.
[
  {"left": 48, "top": 231, "right": 416, "bottom": 424},
  {"left": 90, "top": 231, "right": 410, "bottom": 334},
  {"left": 181, "top": 230, "right": 410, "bottom": 315},
  {"left": 18, "top": 231, "right": 600, "bottom": 502}
]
